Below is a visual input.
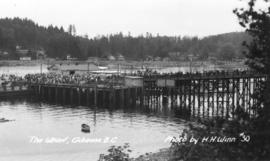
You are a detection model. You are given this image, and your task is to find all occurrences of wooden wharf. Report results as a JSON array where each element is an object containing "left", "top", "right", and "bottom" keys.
[
  {"left": 0, "top": 83, "right": 31, "bottom": 98},
  {"left": 142, "top": 72, "right": 267, "bottom": 118},
  {"left": 0, "top": 71, "right": 267, "bottom": 119}
]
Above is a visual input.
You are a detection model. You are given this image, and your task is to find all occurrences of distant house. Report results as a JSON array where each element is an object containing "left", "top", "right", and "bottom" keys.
[
  {"left": 107, "top": 55, "right": 116, "bottom": 61},
  {"left": 16, "top": 49, "right": 29, "bottom": 56},
  {"left": 0, "top": 51, "right": 9, "bottom": 59},
  {"left": 168, "top": 51, "right": 187, "bottom": 61},
  {"left": 233, "top": 58, "right": 244, "bottom": 62},
  {"left": 208, "top": 56, "right": 217, "bottom": 62},
  {"left": 116, "top": 54, "right": 125, "bottom": 61},
  {"left": 16, "top": 45, "right": 28, "bottom": 55},
  {"left": 16, "top": 45, "right": 32, "bottom": 60},
  {"left": 154, "top": 57, "right": 161, "bottom": 61},
  {"left": 162, "top": 57, "right": 170, "bottom": 61},
  {"left": 66, "top": 55, "right": 77, "bottom": 60},
  {"left": 16, "top": 45, "right": 22, "bottom": 50},
  {"left": 3, "top": 51, "right": 9, "bottom": 55},
  {"left": 20, "top": 57, "right": 31, "bottom": 61},
  {"left": 87, "top": 57, "right": 99, "bottom": 62},
  {"left": 0, "top": 50, "right": 8, "bottom": 55},
  {"left": 168, "top": 51, "right": 181, "bottom": 57},
  {"left": 145, "top": 55, "right": 153, "bottom": 61},
  {"left": 187, "top": 54, "right": 199, "bottom": 61},
  {"left": 66, "top": 55, "right": 71, "bottom": 60},
  {"left": 36, "top": 49, "right": 46, "bottom": 60}
]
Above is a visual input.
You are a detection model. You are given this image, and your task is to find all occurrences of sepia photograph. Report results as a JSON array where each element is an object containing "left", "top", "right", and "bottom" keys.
[{"left": 0, "top": 0, "right": 269, "bottom": 161}]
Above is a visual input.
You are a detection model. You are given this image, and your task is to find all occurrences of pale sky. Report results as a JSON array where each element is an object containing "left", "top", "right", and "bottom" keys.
[{"left": 0, "top": 0, "right": 245, "bottom": 38}]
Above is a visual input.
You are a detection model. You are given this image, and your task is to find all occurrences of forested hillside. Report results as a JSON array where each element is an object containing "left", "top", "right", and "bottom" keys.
[{"left": 0, "top": 17, "right": 250, "bottom": 60}]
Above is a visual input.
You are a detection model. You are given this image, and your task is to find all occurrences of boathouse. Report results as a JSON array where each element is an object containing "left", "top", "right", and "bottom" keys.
[
  {"left": 124, "top": 76, "right": 143, "bottom": 87},
  {"left": 157, "top": 79, "right": 175, "bottom": 87}
]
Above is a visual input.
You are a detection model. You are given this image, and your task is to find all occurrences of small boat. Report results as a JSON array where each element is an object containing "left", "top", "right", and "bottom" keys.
[
  {"left": 98, "top": 66, "right": 108, "bottom": 70},
  {"left": 47, "top": 64, "right": 60, "bottom": 71},
  {"left": 0, "top": 118, "right": 13, "bottom": 123},
  {"left": 81, "top": 124, "right": 90, "bottom": 133}
]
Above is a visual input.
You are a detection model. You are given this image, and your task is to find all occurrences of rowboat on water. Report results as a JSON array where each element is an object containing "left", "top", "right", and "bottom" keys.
[
  {"left": 81, "top": 124, "right": 90, "bottom": 133},
  {"left": 98, "top": 66, "right": 108, "bottom": 70},
  {"left": 0, "top": 118, "right": 13, "bottom": 123}
]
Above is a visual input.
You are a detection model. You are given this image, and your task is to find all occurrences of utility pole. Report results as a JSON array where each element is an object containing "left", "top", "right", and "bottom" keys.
[
  {"left": 118, "top": 64, "right": 120, "bottom": 75},
  {"left": 87, "top": 62, "right": 90, "bottom": 74},
  {"left": 40, "top": 62, "right": 42, "bottom": 74},
  {"left": 189, "top": 54, "right": 193, "bottom": 73}
]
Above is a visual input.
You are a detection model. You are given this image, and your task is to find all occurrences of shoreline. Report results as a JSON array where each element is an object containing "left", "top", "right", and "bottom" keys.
[
  {"left": 134, "top": 148, "right": 173, "bottom": 161},
  {"left": 0, "top": 60, "right": 247, "bottom": 70}
]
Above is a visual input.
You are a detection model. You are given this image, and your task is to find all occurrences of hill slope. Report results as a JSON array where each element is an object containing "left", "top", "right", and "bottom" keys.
[{"left": 0, "top": 17, "right": 250, "bottom": 60}]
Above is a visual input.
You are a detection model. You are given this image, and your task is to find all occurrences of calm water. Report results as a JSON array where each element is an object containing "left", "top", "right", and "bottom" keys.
[
  {"left": 0, "top": 98, "right": 188, "bottom": 161},
  {"left": 0, "top": 65, "right": 191, "bottom": 161},
  {"left": 0, "top": 64, "right": 247, "bottom": 161},
  {"left": 0, "top": 65, "right": 48, "bottom": 76},
  {"left": 0, "top": 64, "right": 246, "bottom": 76}
]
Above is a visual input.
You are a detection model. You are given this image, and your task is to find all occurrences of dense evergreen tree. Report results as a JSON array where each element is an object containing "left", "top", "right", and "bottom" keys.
[
  {"left": 0, "top": 17, "right": 250, "bottom": 60},
  {"left": 234, "top": 0, "right": 270, "bottom": 158}
]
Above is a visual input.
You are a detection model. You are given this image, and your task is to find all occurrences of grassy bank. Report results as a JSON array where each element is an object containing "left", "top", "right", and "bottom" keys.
[{"left": 99, "top": 115, "right": 270, "bottom": 161}]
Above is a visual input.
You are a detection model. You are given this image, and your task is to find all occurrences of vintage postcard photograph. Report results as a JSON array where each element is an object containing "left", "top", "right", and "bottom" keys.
[{"left": 0, "top": 0, "right": 269, "bottom": 161}]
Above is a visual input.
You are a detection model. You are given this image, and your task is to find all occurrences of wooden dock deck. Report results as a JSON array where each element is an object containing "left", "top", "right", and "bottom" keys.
[
  {"left": 0, "top": 84, "right": 31, "bottom": 98},
  {"left": 0, "top": 71, "right": 267, "bottom": 119}
]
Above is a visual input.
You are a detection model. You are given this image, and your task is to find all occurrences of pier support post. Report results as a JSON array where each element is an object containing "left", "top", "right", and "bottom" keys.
[
  {"left": 126, "top": 88, "right": 131, "bottom": 106},
  {"left": 86, "top": 88, "right": 90, "bottom": 106},
  {"left": 131, "top": 88, "right": 137, "bottom": 106},
  {"left": 112, "top": 89, "right": 116, "bottom": 107},
  {"left": 38, "top": 85, "right": 41, "bottom": 95},
  {"left": 70, "top": 88, "right": 73, "bottom": 105},
  {"left": 102, "top": 90, "right": 106, "bottom": 107},
  {"left": 41, "top": 86, "right": 45, "bottom": 100},
  {"left": 120, "top": 89, "right": 124, "bottom": 107},
  {"left": 94, "top": 87, "right": 97, "bottom": 106},
  {"left": 62, "top": 88, "right": 66, "bottom": 104},
  {"left": 78, "top": 88, "right": 81, "bottom": 105},
  {"left": 140, "top": 87, "right": 144, "bottom": 106},
  {"left": 55, "top": 86, "right": 58, "bottom": 103},
  {"left": 163, "top": 87, "right": 168, "bottom": 105}
]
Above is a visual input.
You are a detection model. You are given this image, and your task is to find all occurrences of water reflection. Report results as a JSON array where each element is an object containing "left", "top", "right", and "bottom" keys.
[
  {"left": 0, "top": 65, "right": 48, "bottom": 76},
  {"left": 0, "top": 97, "right": 189, "bottom": 161},
  {"left": 1, "top": 64, "right": 247, "bottom": 161}
]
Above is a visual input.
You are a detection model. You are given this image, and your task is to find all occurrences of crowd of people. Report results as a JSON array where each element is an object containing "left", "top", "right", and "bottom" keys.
[
  {"left": 24, "top": 73, "right": 123, "bottom": 86},
  {"left": 130, "top": 69, "right": 256, "bottom": 78},
  {"left": 0, "top": 69, "right": 258, "bottom": 87},
  {"left": 0, "top": 74, "right": 24, "bottom": 86}
]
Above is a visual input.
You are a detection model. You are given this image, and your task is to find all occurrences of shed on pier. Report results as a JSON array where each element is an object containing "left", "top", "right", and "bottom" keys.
[
  {"left": 124, "top": 76, "right": 143, "bottom": 87},
  {"left": 157, "top": 79, "right": 175, "bottom": 87}
]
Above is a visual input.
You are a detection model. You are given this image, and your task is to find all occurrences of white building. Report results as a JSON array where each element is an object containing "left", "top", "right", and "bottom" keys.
[{"left": 20, "top": 57, "right": 31, "bottom": 61}]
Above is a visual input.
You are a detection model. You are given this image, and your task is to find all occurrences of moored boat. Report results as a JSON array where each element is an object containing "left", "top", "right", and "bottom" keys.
[
  {"left": 81, "top": 123, "right": 90, "bottom": 133},
  {"left": 0, "top": 118, "right": 14, "bottom": 123}
]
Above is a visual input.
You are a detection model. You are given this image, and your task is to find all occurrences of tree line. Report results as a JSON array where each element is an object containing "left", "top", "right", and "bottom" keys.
[{"left": 0, "top": 17, "right": 250, "bottom": 60}]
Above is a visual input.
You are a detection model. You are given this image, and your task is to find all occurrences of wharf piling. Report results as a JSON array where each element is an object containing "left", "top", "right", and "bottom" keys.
[{"left": 1, "top": 71, "right": 267, "bottom": 119}]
